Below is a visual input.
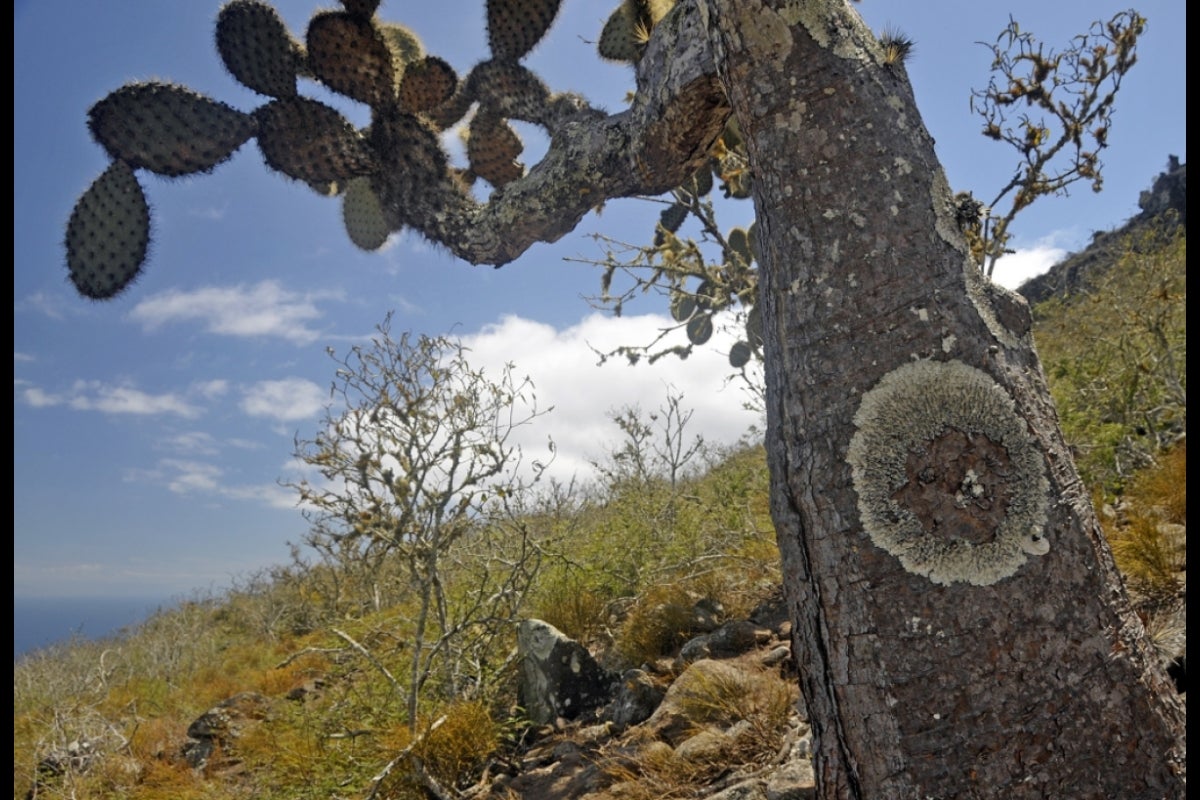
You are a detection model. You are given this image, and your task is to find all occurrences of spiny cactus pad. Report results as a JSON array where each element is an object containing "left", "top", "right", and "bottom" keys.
[
  {"left": 729, "top": 340, "right": 752, "bottom": 368},
  {"left": 369, "top": 111, "right": 453, "bottom": 219},
  {"left": 216, "top": 0, "right": 304, "bottom": 98},
  {"left": 255, "top": 97, "right": 376, "bottom": 184},
  {"left": 339, "top": 0, "right": 380, "bottom": 18},
  {"left": 746, "top": 304, "right": 763, "bottom": 348},
  {"left": 599, "top": 1, "right": 677, "bottom": 64},
  {"left": 65, "top": 161, "right": 150, "bottom": 300},
  {"left": 379, "top": 22, "right": 425, "bottom": 71},
  {"left": 88, "top": 82, "right": 255, "bottom": 177},
  {"left": 397, "top": 56, "right": 458, "bottom": 114},
  {"left": 466, "top": 60, "right": 550, "bottom": 123},
  {"left": 306, "top": 11, "right": 395, "bottom": 109},
  {"left": 686, "top": 313, "right": 714, "bottom": 345},
  {"left": 659, "top": 203, "right": 687, "bottom": 234},
  {"left": 342, "top": 177, "right": 391, "bottom": 250},
  {"left": 727, "top": 227, "right": 752, "bottom": 266},
  {"left": 598, "top": 5, "right": 642, "bottom": 63},
  {"left": 486, "top": 0, "right": 562, "bottom": 61},
  {"left": 669, "top": 289, "right": 696, "bottom": 322},
  {"left": 467, "top": 114, "right": 524, "bottom": 187}
]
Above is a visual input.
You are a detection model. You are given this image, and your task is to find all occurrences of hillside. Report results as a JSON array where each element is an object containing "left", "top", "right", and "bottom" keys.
[
  {"left": 14, "top": 167, "right": 1186, "bottom": 800},
  {"left": 1017, "top": 157, "right": 1186, "bottom": 306}
]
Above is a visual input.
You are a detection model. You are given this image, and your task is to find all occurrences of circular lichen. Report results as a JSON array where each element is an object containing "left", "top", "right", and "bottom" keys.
[{"left": 847, "top": 359, "right": 1050, "bottom": 586}]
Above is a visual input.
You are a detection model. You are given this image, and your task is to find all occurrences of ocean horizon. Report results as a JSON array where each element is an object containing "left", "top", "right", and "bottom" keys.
[{"left": 13, "top": 595, "right": 178, "bottom": 661}]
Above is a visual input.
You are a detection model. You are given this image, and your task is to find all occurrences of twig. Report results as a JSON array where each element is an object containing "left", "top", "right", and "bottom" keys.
[
  {"left": 273, "top": 645, "right": 345, "bottom": 670},
  {"left": 364, "top": 715, "right": 448, "bottom": 800},
  {"left": 331, "top": 628, "right": 403, "bottom": 694}
]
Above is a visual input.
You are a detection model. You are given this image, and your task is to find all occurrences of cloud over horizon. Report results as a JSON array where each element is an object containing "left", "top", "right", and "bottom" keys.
[{"left": 127, "top": 281, "right": 340, "bottom": 344}]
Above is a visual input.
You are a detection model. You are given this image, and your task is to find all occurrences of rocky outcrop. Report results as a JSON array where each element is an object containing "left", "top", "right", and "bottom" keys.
[
  {"left": 1018, "top": 159, "right": 1186, "bottom": 306},
  {"left": 479, "top": 593, "right": 815, "bottom": 800},
  {"left": 181, "top": 691, "right": 272, "bottom": 772},
  {"left": 518, "top": 619, "right": 616, "bottom": 725}
]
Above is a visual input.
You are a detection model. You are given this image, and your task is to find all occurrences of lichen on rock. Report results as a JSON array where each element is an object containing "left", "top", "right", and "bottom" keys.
[{"left": 847, "top": 359, "right": 1050, "bottom": 586}]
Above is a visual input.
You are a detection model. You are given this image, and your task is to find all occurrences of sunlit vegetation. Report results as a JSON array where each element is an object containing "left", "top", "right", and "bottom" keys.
[{"left": 14, "top": 228, "right": 1185, "bottom": 799}]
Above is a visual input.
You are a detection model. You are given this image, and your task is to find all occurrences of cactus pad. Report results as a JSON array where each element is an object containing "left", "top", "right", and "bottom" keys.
[
  {"left": 379, "top": 22, "right": 425, "bottom": 70},
  {"left": 598, "top": 4, "right": 642, "bottom": 63},
  {"left": 597, "top": 1, "right": 676, "bottom": 64},
  {"left": 306, "top": 11, "right": 395, "bottom": 108},
  {"left": 65, "top": 161, "right": 150, "bottom": 300},
  {"left": 669, "top": 289, "right": 696, "bottom": 322},
  {"left": 87, "top": 82, "right": 255, "bottom": 177},
  {"left": 727, "top": 227, "right": 752, "bottom": 266},
  {"left": 729, "top": 340, "right": 752, "bottom": 368},
  {"left": 342, "top": 177, "right": 391, "bottom": 250},
  {"left": 255, "top": 97, "right": 376, "bottom": 184},
  {"left": 746, "top": 304, "right": 763, "bottom": 348},
  {"left": 686, "top": 313, "right": 714, "bottom": 345},
  {"left": 397, "top": 56, "right": 458, "bottom": 114},
  {"left": 486, "top": 0, "right": 562, "bottom": 61},
  {"left": 466, "top": 60, "right": 550, "bottom": 122},
  {"left": 216, "top": 0, "right": 304, "bottom": 98},
  {"left": 340, "top": 0, "right": 380, "bottom": 18},
  {"left": 369, "top": 110, "right": 451, "bottom": 211},
  {"left": 466, "top": 113, "right": 524, "bottom": 187}
]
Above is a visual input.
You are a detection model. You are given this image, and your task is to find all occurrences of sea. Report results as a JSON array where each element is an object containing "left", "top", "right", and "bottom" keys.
[{"left": 13, "top": 595, "right": 176, "bottom": 662}]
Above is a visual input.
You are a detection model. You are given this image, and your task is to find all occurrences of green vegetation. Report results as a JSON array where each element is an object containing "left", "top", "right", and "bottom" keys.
[
  {"left": 1034, "top": 223, "right": 1186, "bottom": 492},
  {"left": 15, "top": 226, "right": 1185, "bottom": 798}
]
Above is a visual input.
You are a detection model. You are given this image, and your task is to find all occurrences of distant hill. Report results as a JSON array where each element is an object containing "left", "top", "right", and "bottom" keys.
[{"left": 1017, "top": 157, "right": 1186, "bottom": 306}]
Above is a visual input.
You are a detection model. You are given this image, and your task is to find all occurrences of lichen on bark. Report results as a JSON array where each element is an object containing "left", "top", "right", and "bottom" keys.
[{"left": 847, "top": 359, "right": 1050, "bottom": 585}]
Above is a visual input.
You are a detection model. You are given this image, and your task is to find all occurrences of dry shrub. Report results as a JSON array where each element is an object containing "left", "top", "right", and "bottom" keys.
[
  {"left": 416, "top": 701, "right": 499, "bottom": 788},
  {"left": 377, "top": 700, "right": 500, "bottom": 797},
  {"left": 1129, "top": 441, "right": 1186, "bottom": 524},
  {"left": 601, "top": 740, "right": 711, "bottom": 800},
  {"left": 617, "top": 584, "right": 698, "bottom": 666},
  {"left": 530, "top": 576, "right": 612, "bottom": 644},
  {"left": 128, "top": 716, "right": 189, "bottom": 764},
  {"left": 600, "top": 665, "right": 796, "bottom": 799},
  {"left": 1104, "top": 442, "right": 1187, "bottom": 604},
  {"left": 1108, "top": 513, "right": 1186, "bottom": 600},
  {"left": 673, "top": 663, "right": 796, "bottom": 751}
]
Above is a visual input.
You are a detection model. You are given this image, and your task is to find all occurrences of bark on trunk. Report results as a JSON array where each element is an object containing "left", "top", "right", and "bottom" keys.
[{"left": 700, "top": 1, "right": 1185, "bottom": 797}]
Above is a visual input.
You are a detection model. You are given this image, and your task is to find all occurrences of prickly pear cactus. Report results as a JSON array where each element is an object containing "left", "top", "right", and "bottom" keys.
[
  {"left": 65, "top": 161, "right": 150, "bottom": 300},
  {"left": 216, "top": 0, "right": 304, "bottom": 98},
  {"left": 88, "top": 82, "right": 255, "bottom": 177},
  {"left": 64, "top": 0, "right": 583, "bottom": 299},
  {"left": 598, "top": 0, "right": 675, "bottom": 63}
]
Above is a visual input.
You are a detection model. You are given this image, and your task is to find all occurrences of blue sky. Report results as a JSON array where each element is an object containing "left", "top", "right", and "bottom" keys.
[{"left": 14, "top": 1, "right": 1186, "bottom": 600}]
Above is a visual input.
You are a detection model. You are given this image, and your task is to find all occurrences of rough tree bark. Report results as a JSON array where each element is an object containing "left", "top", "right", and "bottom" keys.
[
  {"left": 69, "top": 0, "right": 1186, "bottom": 796},
  {"left": 696, "top": 2, "right": 1185, "bottom": 797}
]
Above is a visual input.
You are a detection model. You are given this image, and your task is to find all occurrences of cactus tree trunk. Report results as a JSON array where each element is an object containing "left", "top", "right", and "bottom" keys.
[{"left": 698, "top": 1, "right": 1185, "bottom": 797}]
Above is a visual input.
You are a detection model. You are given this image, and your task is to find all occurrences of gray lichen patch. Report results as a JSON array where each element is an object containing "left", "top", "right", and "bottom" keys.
[{"left": 848, "top": 360, "right": 1050, "bottom": 586}]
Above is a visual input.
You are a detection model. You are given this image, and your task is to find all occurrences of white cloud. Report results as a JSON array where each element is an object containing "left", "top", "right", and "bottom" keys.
[
  {"left": 193, "top": 379, "right": 230, "bottom": 399},
  {"left": 16, "top": 291, "right": 72, "bottom": 320},
  {"left": 460, "top": 313, "right": 764, "bottom": 485},
  {"left": 160, "top": 459, "right": 223, "bottom": 493},
  {"left": 990, "top": 239, "right": 1069, "bottom": 291},
  {"left": 127, "top": 281, "right": 338, "bottom": 344},
  {"left": 14, "top": 352, "right": 35, "bottom": 363},
  {"left": 63, "top": 381, "right": 203, "bottom": 418},
  {"left": 225, "top": 482, "right": 301, "bottom": 511},
  {"left": 241, "top": 378, "right": 327, "bottom": 422},
  {"left": 20, "top": 386, "right": 60, "bottom": 408},
  {"left": 160, "top": 431, "right": 219, "bottom": 456}
]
